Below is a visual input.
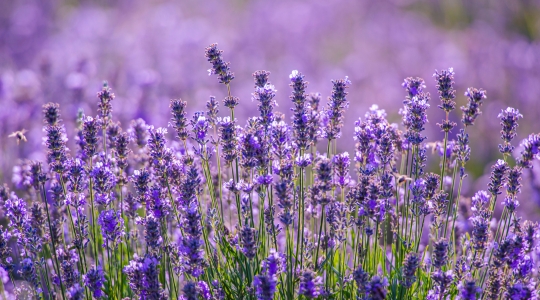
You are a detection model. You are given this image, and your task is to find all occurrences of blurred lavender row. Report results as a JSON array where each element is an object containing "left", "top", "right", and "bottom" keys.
[{"left": 1, "top": 0, "right": 540, "bottom": 214}]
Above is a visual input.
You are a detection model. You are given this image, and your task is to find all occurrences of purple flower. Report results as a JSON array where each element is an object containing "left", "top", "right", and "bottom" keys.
[
  {"left": 254, "top": 274, "right": 276, "bottom": 300},
  {"left": 206, "top": 96, "right": 219, "bottom": 127},
  {"left": 457, "top": 279, "right": 481, "bottom": 300},
  {"left": 56, "top": 248, "right": 80, "bottom": 288},
  {"left": 19, "top": 258, "right": 41, "bottom": 295},
  {"left": 179, "top": 202, "right": 206, "bottom": 277},
  {"left": 218, "top": 116, "right": 238, "bottom": 165},
  {"left": 461, "top": 87, "right": 486, "bottom": 127},
  {"left": 98, "top": 209, "right": 124, "bottom": 248},
  {"left": 191, "top": 112, "right": 210, "bottom": 145},
  {"left": 456, "top": 129, "right": 471, "bottom": 163},
  {"left": 182, "top": 281, "right": 199, "bottom": 300},
  {"left": 43, "top": 102, "right": 61, "bottom": 126},
  {"left": 289, "top": 70, "right": 311, "bottom": 150},
  {"left": 254, "top": 70, "right": 271, "bottom": 88},
  {"left": 67, "top": 284, "right": 84, "bottom": 300},
  {"left": 505, "top": 282, "right": 533, "bottom": 300},
  {"left": 410, "top": 179, "right": 427, "bottom": 215},
  {"left": 205, "top": 43, "right": 234, "bottom": 85},
  {"left": 471, "top": 190, "right": 490, "bottom": 212},
  {"left": 252, "top": 83, "right": 277, "bottom": 127},
  {"left": 433, "top": 68, "right": 456, "bottom": 112},
  {"left": 299, "top": 269, "right": 322, "bottom": 298},
  {"left": 132, "top": 168, "right": 151, "bottom": 202},
  {"left": 44, "top": 122, "right": 70, "bottom": 175},
  {"left": 322, "top": 77, "right": 351, "bottom": 141},
  {"left": 400, "top": 90, "right": 430, "bottom": 145},
  {"left": 488, "top": 160, "right": 508, "bottom": 196},
  {"left": 124, "top": 255, "right": 166, "bottom": 299},
  {"left": 517, "top": 133, "right": 540, "bottom": 168},
  {"left": 315, "top": 156, "right": 333, "bottom": 192},
  {"left": 240, "top": 225, "right": 258, "bottom": 259},
  {"left": 432, "top": 238, "right": 449, "bottom": 269},
  {"left": 82, "top": 116, "right": 100, "bottom": 158},
  {"left": 0, "top": 227, "right": 13, "bottom": 272},
  {"left": 254, "top": 251, "right": 285, "bottom": 300},
  {"left": 66, "top": 159, "right": 86, "bottom": 193},
  {"left": 402, "top": 77, "right": 426, "bottom": 97},
  {"left": 353, "top": 266, "right": 369, "bottom": 296},
  {"left": 84, "top": 265, "right": 105, "bottom": 299},
  {"left": 129, "top": 118, "right": 149, "bottom": 148},
  {"left": 366, "top": 275, "right": 389, "bottom": 300},
  {"left": 498, "top": 107, "right": 522, "bottom": 155},
  {"left": 142, "top": 214, "right": 163, "bottom": 252},
  {"left": 403, "top": 253, "right": 420, "bottom": 288},
  {"left": 96, "top": 82, "right": 115, "bottom": 125},
  {"left": 332, "top": 152, "right": 351, "bottom": 188},
  {"left": 91, "top": 161, "right": 116, "bottom": 206}
]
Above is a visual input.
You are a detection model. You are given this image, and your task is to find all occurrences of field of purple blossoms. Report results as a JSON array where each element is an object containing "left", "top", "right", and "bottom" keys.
[{"left": 0, "top": 43, "right": 538, "bottom": 299}]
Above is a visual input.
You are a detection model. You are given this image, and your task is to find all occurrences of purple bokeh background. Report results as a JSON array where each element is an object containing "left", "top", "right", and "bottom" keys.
[{"left": 1, "top": 0, "right": 540, "bottom": 216}]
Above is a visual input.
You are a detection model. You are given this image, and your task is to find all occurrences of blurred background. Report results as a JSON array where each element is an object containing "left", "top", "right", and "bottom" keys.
[{"left": 1, "top": 0, "right": 540, "bottom": 217}]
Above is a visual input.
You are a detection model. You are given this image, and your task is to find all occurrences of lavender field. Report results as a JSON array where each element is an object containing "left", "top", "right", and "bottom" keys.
[{"left": 1, "top": 0, "right": 540, "bottom": 299}]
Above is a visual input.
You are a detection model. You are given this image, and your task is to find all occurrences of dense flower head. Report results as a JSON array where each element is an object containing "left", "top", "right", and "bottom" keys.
[
  {"left": 97, "top": 82, "right": 115, "bottom": 124},
  {"left": 400, "top": 91, "right": 430, "bottom": 145},
  {"left": 366, "top": 275, "right": 389, "bottom": 300},
  {"left": 143, "top": 214, "right": 163, "bottom": 252},
  {"left": 43, "top": 102, "right": 61, "bottom": 126},
  {"left": 240, "top": 225, "right": 258, "bottom": 259},
  {"left": 299, "top": 269, "right": 322, "bottom": 298},
  {"left": 402, "top": 77, "right": 426, "bottom": 97},
  {"left": 191, "top": 112, "right": 211, "bottom": 146},
  {"left": 68, "top": 284, "right": 84, "bottom": 300},
  {"left": 206, "top": 96, "right": 220, "bottom": 127},
  {"left": 322, "top": 77, "right": 351, "bottom": 140},
  {"left": 129, "top": 118, "right": 149, "bottom": 148},
  {"left": 114, "top": 132, "right": 131, "bottom": 171},
  {"left": 403, "top": 253, "right": 420, "bottom": 288},
  {"left": 498, "top": 107, "right": 523, "bottom": 154},
  {"left": 470, "top": 214, "right": 490, "bottom": 252},
  {"left": 124, "top": 255, "right": 167, "bottom": 299},
  {"left": 218, "top": 116, "right": 238, "bottom": 165},
  {"left": 433, "top": 68, "right": 456, "bottom": 112},
  {"left": 333, "top": 152, "right": 351, "bottom": 188},
  {"left": 458, "top": 279, "right": 482, "bottom": 300},
  {"left": 147, "top": 126, "right": 171, "bottom": 172},
  {"left": 461, "top": 87, "right": 486, "bottom": 127},
  {"left": 456, "top": 129, "right": 471, "bottom": 163},
  {"left": 82, "top": 116, "right": 100, "bottom": 158},
  {"left": 169, "top": 99, "right": 189, "bottom": 141},
  {"left": 44, "top": 123, "right": 70, "bottom": 174},
  {"left": 432, "top": 238, "right": 449, "bottom": 269},
  {"left": 19, "top": 258, "right": 41, "bottom": 294},
  {"left": 252, "top": 83, "right": 278, "bottom": 127},
  {"left": 91, "top": 161, "right": 116, "bottom": 205},
  {"left": 0, "top": 227, "right": 13, "bottom": 272},
  {"left": 98, "top": 209, "right": 124, "bottom": 248},
  {"left": 488, "top": 160, "right": 508, "bottom": 196},
  {"left": 205, "top": 43, "right": 234, "bottom": 85},
  {"left": 516, "top": 133, "right": 540, "bottom": 168},
  {"left": 57, "top": 247, "right": 80, "bottom": 289},
  {"left": 254, "top": 70, "right": 271, "bottom": 88}
]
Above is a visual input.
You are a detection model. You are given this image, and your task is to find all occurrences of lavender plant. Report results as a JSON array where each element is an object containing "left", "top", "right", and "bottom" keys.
[{"left": 0, "top": 45, "right": 539, "bottom": 300}]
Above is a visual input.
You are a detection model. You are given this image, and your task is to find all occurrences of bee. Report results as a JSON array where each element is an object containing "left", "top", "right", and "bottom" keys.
[
  {"left": 394, "top": 172, "right": 413, "bottom": 185},
  {"left": 8, "top": 129, "right": 28, "bottom": 145}
]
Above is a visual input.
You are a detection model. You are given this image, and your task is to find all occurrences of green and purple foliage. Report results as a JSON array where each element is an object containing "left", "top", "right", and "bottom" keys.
[{"left": 0, "top": 44, "right": 539, "bottom": 300}]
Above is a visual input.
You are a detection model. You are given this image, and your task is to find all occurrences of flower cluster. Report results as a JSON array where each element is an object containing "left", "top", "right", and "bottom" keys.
[{"left": 0, "top": 45, "right": 539, "bottom": 300}]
